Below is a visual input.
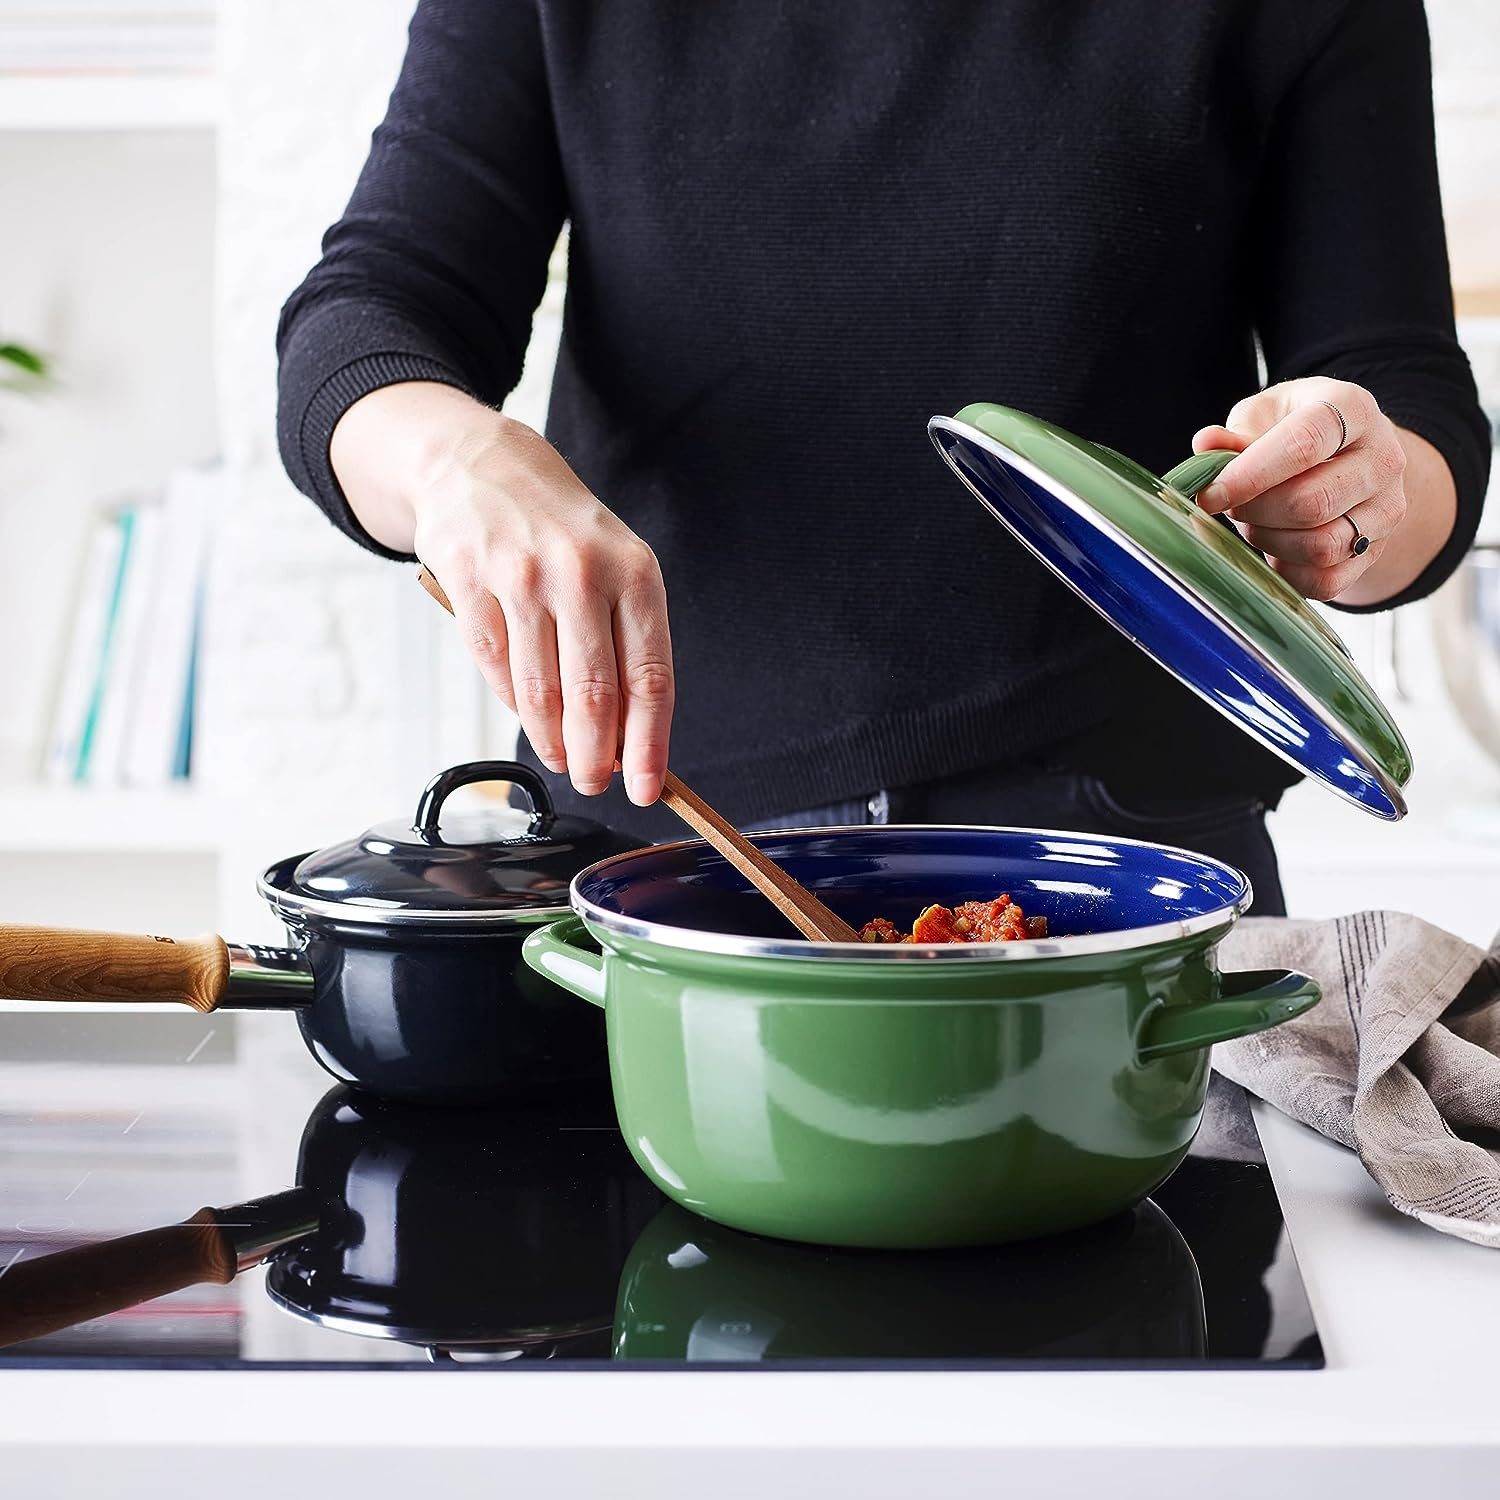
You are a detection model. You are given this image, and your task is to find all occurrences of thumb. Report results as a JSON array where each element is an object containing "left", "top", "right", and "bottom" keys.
[{"left": 1192, "top": 424, "right": 1254, "bottom": 455}]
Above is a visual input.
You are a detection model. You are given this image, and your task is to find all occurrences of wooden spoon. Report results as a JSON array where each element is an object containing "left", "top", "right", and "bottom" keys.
[{"left": 415, "top": 565, "right": 861, "bottom": 943}]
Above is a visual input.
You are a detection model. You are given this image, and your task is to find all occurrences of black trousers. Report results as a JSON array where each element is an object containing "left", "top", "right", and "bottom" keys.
[{"left": 745, "top": 760, "right": 1287, "bottom": 918}]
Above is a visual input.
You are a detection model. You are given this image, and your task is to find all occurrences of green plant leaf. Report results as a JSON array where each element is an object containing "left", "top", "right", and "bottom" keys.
[{"left": 0, "top": 343, "right": 48, "bottom": 377}]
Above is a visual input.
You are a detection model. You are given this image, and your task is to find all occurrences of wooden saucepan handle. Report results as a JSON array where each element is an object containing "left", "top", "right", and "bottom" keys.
[
  {"left": 0, "top": 926, "right": 230, "bottom": 1012},
  {"left": 0, "top": 1209, "right": 235, "bottom": 1350}
]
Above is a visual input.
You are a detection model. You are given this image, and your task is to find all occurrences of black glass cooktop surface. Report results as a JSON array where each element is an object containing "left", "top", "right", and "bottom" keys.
[{"left": 0, "top": 1010, "right": 1322, "bottom": 1370}]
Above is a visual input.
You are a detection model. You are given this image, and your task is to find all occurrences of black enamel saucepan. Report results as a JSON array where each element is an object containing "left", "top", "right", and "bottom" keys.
[{"left": 0, "top": 761, "right": 643, "bottom": 1105}]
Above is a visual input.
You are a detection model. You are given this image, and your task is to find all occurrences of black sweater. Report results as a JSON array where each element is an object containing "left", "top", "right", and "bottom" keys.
[{"left": 277, "top": 0, "right": 1489, "bottom": 833}]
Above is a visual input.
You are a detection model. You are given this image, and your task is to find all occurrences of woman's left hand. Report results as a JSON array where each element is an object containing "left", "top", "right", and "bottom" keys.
[{"left": 1192, "top": 377, "right": 1408, "bottom": 602}]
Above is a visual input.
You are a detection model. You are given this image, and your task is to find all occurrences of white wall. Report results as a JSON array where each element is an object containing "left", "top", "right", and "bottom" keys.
[
  {"left": 0, "top": 130, "right": 218, "bottom": 782},
  {"left": 205, "top": 0, "right": 562, "bottom": 944},
  {"left": 204, "top": 0, "right": 424, "bottom": 854}
]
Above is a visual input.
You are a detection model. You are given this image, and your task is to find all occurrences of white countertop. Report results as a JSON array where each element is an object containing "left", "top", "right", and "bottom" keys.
[{"left": 0, "top": 1098, "right": 1495, "bottom": 1497}]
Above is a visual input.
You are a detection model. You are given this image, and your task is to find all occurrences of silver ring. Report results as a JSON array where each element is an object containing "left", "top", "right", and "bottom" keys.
[
  {"left": 1346, "top": 513, "right": 1370, "bottom": 557},
  {"left": 1318, "top": 399, "right": 1349, "bottom": 455}
]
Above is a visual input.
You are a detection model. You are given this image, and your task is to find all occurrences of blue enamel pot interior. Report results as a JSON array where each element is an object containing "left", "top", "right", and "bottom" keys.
[{"left": 572, "top": 824, "right": 1250, "bottom": 953}]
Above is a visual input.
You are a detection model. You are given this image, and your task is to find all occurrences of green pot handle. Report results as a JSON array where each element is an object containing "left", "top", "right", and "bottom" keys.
[
  {"left": 1136, "top": 968, "right": 1319, "bottom": 1064},
  {"left": 522, "top": 914, "right": 607, "bottom": 1008},
  {"left": 1159, "top": 447, "right": 1238, "bottom": 500}
]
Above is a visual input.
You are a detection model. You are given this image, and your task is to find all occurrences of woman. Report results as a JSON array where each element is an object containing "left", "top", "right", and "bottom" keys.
[{"left": 277, "top": 0, "right": 1489, "bottom": 916}]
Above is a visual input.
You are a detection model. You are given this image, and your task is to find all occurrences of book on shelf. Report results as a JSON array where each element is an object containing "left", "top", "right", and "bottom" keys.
[
  {"left": 124, "top": 466, "right": 212, "bottom": 785},
  {"left": 65, "top": 501, "right": 134, "bottom": 784},
  {"left": 43, "top": 466, "right": 217, "bottom": 789},
  {"left": 88, "top": 501, "right": 161, "bottom": 782},
  {"left": 42, "top": 507, "right": 125, "bottom": 785}
]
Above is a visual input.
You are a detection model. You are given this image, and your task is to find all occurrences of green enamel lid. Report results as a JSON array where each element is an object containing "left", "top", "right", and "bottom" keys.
[{"left": 928, "top": 403, "right": 1412, "bottom": 819}]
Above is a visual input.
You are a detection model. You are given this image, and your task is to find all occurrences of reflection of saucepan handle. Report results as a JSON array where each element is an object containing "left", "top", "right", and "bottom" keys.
[
  {"left": 0, "top": 1189, "right": 318, "bottom": 1350},
  {"left": 0, "top": 925, "right": 313, "bottom": 1011}
]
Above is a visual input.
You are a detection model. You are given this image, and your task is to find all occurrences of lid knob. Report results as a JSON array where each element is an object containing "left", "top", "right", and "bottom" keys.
[
  {"left": 412, "top": 761, "right": 554, "bottom": 843},
  {"left": 1159, "top": 448, "right": 1237, "bottom": 501}
]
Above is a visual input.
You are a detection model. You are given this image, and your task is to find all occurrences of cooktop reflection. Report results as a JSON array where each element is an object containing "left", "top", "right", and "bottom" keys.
[{"left": 0, "top": 1011, "right": 1321, "bottom": 1370}]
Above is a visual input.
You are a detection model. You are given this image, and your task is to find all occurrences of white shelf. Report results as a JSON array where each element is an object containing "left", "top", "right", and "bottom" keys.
[
  {"left": 0, "top": 75, "right": 217, "bottom": 132},
  {"left": 0, "top": 784, "right": 222, "bottom": 853}
]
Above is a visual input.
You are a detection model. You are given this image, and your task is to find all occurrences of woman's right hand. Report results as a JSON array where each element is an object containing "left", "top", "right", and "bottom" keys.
[{"left": 330, "top": 382, "right": 673, "bottom": 806}]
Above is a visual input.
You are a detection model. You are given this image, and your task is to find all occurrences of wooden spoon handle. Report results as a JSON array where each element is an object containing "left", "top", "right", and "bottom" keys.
[
  {"left": 0, "top": 1210, "right": 235, "bottom": 1350},
  {"left": 656, "top": 773, "right": 860, "bottom": 942},
  {"left": 415, "top": 565, "right": 860, "bottom": 942},
  {"left": 417, "top": 562, "right": 453, "bottom": 613},
  {"left": 0, "top": 925, "right": 230, "bottom": 1012}
]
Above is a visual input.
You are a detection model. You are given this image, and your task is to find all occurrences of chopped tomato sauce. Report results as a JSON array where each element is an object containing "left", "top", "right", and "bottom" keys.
[{"left": 859, "top": 895, "right": 1046, "bottom": 945}]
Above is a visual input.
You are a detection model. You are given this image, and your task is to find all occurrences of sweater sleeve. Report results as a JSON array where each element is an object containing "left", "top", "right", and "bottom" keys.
[
  {"left": 275, "top": 0, "right": 566, "bottom": 559},
  {"left": 1249, "top": 0, "right": 1490, "bottom": 612}
]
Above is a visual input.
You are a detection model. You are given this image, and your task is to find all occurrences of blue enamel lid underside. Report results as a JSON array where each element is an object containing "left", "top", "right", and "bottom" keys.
[
  {"left": 575, "top": 826, "right": 1249, "bottom": 940},
  {"left": 930, "top": 425, "right": 1403, "bottom": 819}
]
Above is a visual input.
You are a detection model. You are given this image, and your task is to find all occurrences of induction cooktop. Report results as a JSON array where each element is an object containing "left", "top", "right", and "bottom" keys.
[{"left": 0, "top": 1009, "right": 1322, "bottom": 1370}]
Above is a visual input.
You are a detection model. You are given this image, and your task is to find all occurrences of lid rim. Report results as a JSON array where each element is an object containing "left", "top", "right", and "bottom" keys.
[
  {"left": 928, "top": 414, "right": 1410, "bottom": 821},
  {"left": 258, "top": 854, "right": 573, "bottom": 929}
]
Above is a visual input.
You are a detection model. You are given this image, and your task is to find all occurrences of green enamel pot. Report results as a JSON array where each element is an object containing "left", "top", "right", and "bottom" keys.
[{"left": 522, "top": 826, "right": 1318, "bottom": 1249}]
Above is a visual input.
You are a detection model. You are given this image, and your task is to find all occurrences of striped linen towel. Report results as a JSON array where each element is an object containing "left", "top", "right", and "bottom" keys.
[{"left": 1214, "top": 913, "right": 1500, "bottom": 1248}]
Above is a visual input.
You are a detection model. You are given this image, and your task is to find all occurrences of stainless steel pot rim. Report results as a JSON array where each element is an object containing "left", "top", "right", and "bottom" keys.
[
  {"left": 569, "top": 822, "right": 1251, "bottom": 963},
  {"left": 257, "top": 853, "right": 571, "bottom": 929}
]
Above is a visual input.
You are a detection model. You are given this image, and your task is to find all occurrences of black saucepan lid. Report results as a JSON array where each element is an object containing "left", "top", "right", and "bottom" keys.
[{"left": 259, "top": 760, "right": 643, "bottom": 928}]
